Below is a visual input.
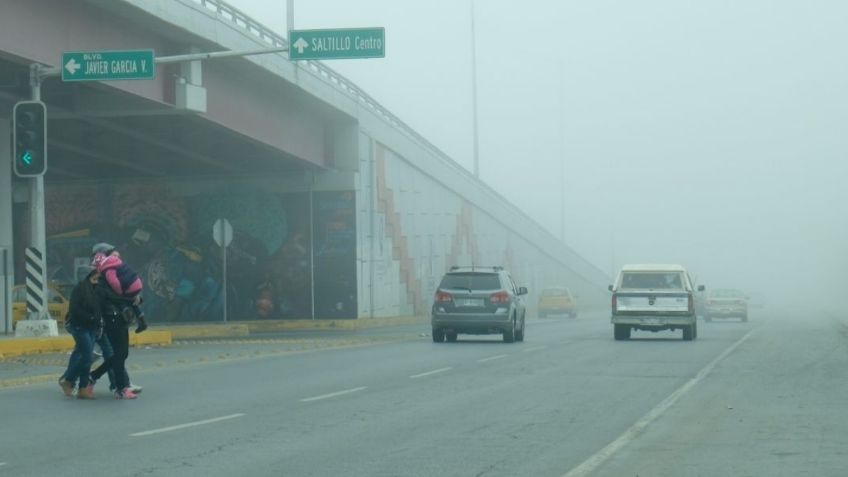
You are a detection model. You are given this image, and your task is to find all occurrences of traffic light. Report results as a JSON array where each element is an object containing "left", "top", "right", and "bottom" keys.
[{"left": 12, "top": 101, "right": 47, "bottom": 177}]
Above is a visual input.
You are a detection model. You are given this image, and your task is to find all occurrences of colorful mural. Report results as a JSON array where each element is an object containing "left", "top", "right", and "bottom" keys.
[{"left": 31, "top": 182, "right": 349, "bottom": 323}]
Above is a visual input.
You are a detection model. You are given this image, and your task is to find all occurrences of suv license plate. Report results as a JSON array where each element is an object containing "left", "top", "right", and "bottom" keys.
[{"left": 456, "top": 298, "right": 484, "bottom": 307}]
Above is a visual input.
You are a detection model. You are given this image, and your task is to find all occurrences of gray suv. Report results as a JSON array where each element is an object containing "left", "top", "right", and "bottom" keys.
[{"left": 431, "top": 266, "right": 528, "bottom": 343}]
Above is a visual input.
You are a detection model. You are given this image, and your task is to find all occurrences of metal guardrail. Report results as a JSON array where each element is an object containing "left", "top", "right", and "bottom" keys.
[{"left": 188, "top": 0, "right": 607, "bottom": 281}]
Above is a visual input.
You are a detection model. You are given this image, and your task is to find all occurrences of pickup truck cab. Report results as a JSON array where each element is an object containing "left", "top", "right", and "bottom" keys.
[{"left": 609, "top": 264, "right": 704, "bottom": 341}]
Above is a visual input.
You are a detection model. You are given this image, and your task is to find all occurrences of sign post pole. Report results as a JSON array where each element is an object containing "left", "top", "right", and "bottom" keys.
[{"left": 212, "top": 218, "right": 233, "bottom": 323}]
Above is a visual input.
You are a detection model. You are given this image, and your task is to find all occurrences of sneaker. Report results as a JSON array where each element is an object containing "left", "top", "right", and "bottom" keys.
[
  {"left": 58, "top": 377, "right": 74, "bottom": 397},
  {"left": 127, "top": 383, "right": 143, "bottom": 394},
  {"left": 115, "top": 388, "right": 138, "bottom": 400}
]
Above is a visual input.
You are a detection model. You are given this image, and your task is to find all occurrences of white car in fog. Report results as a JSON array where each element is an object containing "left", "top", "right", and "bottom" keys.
[{"left": 609, "top": 264, "right": 704, "bottom": 341}]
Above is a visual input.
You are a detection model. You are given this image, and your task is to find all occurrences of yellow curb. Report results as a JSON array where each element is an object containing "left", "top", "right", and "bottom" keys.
[
  {"left": 156, "top": 324, "right": 249, "bottom": 339},
  {"left": 0, "top": 330, "right": 173, "bottom": 359},
  {"left": 156, "top": 315, "right": 426, "bottom": 339},
  {"left": 130, "top": 330, "right": 172, "bottom": 347}
]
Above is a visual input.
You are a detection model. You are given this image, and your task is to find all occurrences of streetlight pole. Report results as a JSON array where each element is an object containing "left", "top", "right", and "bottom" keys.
[
  {"left": 287, "top": 0, "right": 294, "bottom": 34},
  {"left": 471, "top": 0, "right": 480, "bottom": 179},
  {"left": 558, "top": 84, "right": 565, "bottom": 242}
]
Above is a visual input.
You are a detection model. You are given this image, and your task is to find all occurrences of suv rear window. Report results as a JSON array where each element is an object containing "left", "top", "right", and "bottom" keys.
[{"left": 439, "top": 273, "right": 501, "bottom": 290}]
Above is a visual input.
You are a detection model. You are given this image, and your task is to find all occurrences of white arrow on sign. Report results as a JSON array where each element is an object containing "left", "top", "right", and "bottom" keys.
[
  {"left": 64, "top": 58, "right": 81, "bottom": 75},
  {"left": 293, "top": 37, "right": 309, "bottom": 54}
]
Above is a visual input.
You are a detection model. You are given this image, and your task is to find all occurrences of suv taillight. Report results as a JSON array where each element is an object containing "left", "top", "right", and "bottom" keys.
[
  {"left": 611, "top": 293, "right": 617, "bottom": 312},
  {"left": 490, "top": 291, "right": 510, "bottom": 304},
  {"left": 435, "top": 290, "right": 453, "bottom": 303},
  {"left": 688, "top": 295, "right": 694, "bottom": 313}
]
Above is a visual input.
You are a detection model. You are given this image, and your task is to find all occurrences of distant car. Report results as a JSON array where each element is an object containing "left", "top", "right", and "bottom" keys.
[
  {"left": 431, "top": 266, "right": 528, "bottom": 343},
  {"left": 12, "top": 284, "right": 70, "bottom": 329},
  {"left": 538, "top": 287, "right": 577, "bottom": 318},
  {"left": 704, "top": 289, "right": 748, "bottom": 322}
]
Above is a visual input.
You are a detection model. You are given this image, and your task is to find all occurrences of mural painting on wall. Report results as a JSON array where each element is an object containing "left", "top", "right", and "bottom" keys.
[
  {"left": 313, "top": 191, "right": 357, "bottom": 319},
  {"left": 43, "top": 183, "right": 314, "bottom": 322}
]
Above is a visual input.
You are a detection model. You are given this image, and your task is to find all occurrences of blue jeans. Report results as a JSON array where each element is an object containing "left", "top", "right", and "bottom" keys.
[
  {"left": 62, "top": 324, "right": 96, "bottom": 388},
  {"left": 96, "top": 330, "right": 131, "bottom": 390}
]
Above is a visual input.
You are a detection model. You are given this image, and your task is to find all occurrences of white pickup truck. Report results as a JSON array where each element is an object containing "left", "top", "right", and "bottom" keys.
[{"left": 609, "top": 264, "right": 704, "bottom": 341}]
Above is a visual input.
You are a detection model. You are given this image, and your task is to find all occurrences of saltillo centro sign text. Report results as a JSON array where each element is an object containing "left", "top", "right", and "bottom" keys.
[{"left": 288, "top": 28, "right": 385, "bottom": 60}]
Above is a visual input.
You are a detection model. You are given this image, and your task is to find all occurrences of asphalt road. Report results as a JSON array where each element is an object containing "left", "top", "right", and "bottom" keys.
[{"left": 1, "top": 308, "right": 845, "bottom": 476}]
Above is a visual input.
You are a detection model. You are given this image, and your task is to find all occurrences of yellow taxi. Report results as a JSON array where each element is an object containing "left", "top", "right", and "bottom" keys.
[
  {"left": 538, "top": 287, "right": 578, "bottom": 318},
  {"left": 12, "top": 284, "right": 70, "bottom": 329}
]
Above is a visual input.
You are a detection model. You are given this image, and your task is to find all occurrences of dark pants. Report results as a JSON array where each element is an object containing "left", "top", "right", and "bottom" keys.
[
  {"left": 62, "top": 324, "right": 96, "bottom": 388},
  {"left": 91, "top": 316, "right": 129, "bottom": 391},
  {"left": 96, "top": 332, "right": 131, "bottom": 390}
]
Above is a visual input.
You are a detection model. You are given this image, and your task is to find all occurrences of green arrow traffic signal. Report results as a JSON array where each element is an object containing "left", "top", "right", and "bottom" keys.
[{"left": 12, "top": 101, "right": 47, "bottom": 177}]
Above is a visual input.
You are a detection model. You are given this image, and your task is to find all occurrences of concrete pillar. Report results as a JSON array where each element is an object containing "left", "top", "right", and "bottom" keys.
[{"left": 0, "top": 118, "right": 14, "bottom": 334}]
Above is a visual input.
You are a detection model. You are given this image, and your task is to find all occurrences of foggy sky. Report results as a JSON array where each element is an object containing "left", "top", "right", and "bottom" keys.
[{"left": 228, "top": 0, "right": 848, "bottom": 307}]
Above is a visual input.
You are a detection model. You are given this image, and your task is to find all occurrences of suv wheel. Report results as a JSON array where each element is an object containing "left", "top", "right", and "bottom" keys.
[
  {"left": 515, "top": 319, "right": 525, "bottom": 342},
  {"left": 432, "top": 328, "right": 445, "bottom": 343},
  {"left": 503, "top": 319, "right": 516, "bottom": 343}
]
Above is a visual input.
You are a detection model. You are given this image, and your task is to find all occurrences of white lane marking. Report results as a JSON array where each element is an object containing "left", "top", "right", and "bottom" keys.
[
  {"left": 478, "top": 354, "right": 509, "bottom": 363},
  {"left": 300, "top": 386, "right": 367, "bottom": 402},
  {"left": 562, "top": 330, "right": 754, "bottom": 477},
  {"left": 130, "top": 413, "right": 245, "bottom": 437},
  {"left": 0, "top": 462, "right": 6, "bottom": 466},
  {"left": 410, "top": 367, "right": 452, "bottom": 379},
  {"left": 523, "top": 346, "right": 547, "bottom": 352}
]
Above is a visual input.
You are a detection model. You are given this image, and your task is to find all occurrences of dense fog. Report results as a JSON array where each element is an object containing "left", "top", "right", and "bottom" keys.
[{"left": 232, "top": 0, "right": 848, "bottom": 313}]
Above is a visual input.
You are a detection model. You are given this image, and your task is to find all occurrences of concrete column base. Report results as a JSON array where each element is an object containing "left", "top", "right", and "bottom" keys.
[{"left": 15, "top": 319, "right": 59, "bottom": 337}]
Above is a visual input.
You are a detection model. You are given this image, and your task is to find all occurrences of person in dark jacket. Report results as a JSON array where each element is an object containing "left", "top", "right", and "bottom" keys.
[
  {"left": 58, "top": 268, "right": 102, "bottom": 399},
  {"left": 89, "top": 272, "right": 138, "bottom": 400}
]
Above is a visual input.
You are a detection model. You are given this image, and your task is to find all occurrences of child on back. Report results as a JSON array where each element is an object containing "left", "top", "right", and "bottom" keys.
[{"left": 91, "top": 247, "right": 148, "bottom": 333}]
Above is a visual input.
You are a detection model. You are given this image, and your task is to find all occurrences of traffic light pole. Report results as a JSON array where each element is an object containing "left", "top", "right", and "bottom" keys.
[{"left": 26, "top": 64, "right": 48, "bottom": 322}]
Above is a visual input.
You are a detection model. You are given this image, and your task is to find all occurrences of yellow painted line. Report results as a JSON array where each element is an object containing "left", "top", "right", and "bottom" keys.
[{"left": 0, "top": 331, "right": 172, "bottom": 359}]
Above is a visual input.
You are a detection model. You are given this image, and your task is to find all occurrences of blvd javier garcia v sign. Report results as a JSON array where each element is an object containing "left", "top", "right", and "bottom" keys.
[
  {"left": 61, "top": 50, "right": 155, "bottom": 82},
  {"left": 288, "top": 28, "right": 385, "bottom": 61}
]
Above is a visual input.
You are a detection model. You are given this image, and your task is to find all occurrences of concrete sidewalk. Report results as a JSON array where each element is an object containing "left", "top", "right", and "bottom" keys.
[{"left": 0, "top": 315, "right": 426, "bottom": 358}]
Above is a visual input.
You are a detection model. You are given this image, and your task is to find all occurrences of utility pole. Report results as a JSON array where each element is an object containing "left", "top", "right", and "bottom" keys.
[
  {"left": 471, "top": 0, "right": 480, "bottom": 179},
  {"left": 287, "top": 0, "right": 294, "bottom": 34}
]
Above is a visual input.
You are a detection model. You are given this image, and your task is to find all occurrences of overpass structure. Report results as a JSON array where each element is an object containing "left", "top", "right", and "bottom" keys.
[{"left": 0, "top": 0, "right": 609, "bottom": 328}]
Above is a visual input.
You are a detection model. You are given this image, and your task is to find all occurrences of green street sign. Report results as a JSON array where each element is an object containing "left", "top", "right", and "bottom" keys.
[
  {"left": 61, "top": 50, "right": 155, "bottom": 82},
  {"left": 288, "top": 28, "right": 385, "bottom": 60}
]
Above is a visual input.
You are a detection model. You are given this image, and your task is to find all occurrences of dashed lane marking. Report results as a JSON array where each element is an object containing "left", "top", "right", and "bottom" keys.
[
  {"left": 562, "top": 330, "right": 755, "bottom": 477},
  {"left": 130, "top": 413, "right": 245, "bottom": 437},
  {"left": 477, "top": 354, "right": 508, "bottom": 363},
  {"left": 409, "top": 367, "right": 452, "bottom": 379},
  {"left": 301, "top": 386, "right": 367, "bottom": 402}
]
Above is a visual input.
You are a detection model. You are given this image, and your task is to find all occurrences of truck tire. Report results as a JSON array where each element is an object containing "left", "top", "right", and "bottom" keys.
[
  {"left": 682, "top": 324, "right": 695, "bottom": 341},
  {"left": 446, "top": 332, "right": 458, "bottom": 342},
  {"left": 614, "top": 324, "right": 631, "bottom": 341}
]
